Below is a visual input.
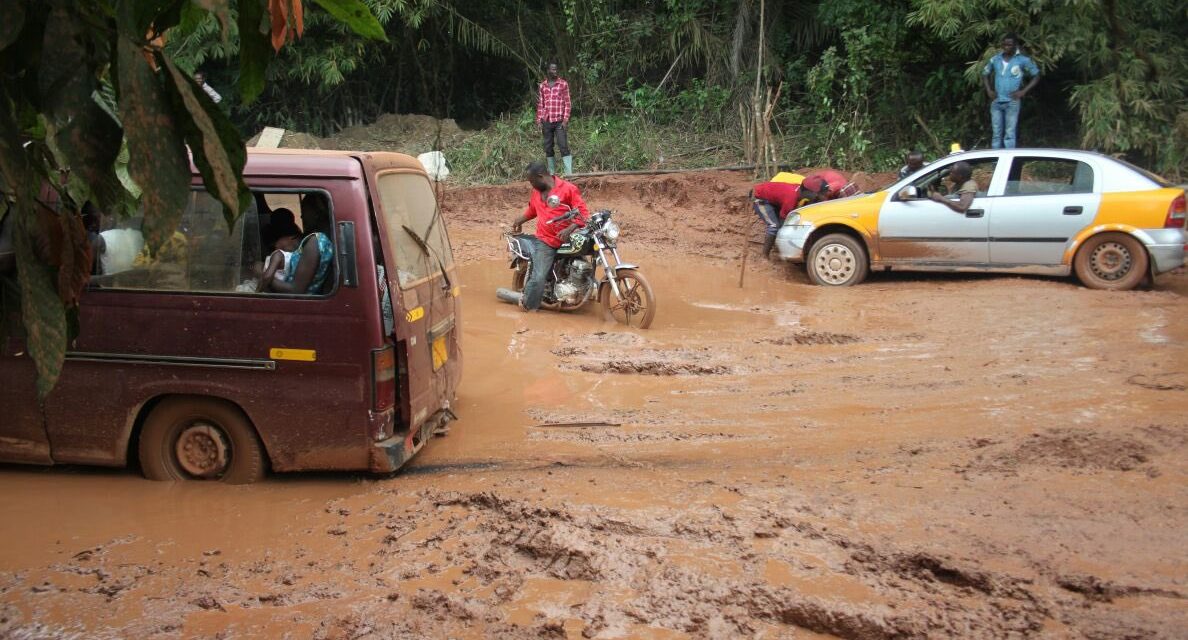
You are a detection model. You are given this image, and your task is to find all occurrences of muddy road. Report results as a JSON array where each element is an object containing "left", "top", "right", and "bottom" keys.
[{"left": 2, "top": 172, "right": 1187, "bottom": 639}]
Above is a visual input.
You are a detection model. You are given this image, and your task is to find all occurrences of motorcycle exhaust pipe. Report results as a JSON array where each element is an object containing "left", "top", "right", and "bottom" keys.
[{"left": 495, "top": 288, "right": 523, "bottom": 305}]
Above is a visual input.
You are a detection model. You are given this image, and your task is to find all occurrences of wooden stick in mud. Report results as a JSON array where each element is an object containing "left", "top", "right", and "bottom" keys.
[{"left": 739, "top": 235, "right": 748, "bottom": 288}]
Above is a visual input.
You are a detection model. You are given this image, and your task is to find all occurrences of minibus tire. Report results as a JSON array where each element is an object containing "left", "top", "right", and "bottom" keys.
[{"left": 138, "top": 397, "right": 267, "bottom": 484}]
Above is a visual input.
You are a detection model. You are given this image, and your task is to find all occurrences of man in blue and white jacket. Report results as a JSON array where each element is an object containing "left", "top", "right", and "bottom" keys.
[{"left": 981, "top": 33, "right": 1040, "bottom": 149}]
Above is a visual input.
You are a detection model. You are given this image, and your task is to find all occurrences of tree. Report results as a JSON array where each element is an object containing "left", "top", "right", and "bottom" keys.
[
  {"left": 0, "top": 0, "right": 386, "bottom": 397},
  {"left": 909, "top": 0, "right": 1188, "bottom": 177}
]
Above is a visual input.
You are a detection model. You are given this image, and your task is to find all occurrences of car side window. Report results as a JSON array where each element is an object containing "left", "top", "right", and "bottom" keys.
[
  {"left": 1005, "top": 158, "right": 1093, "bottom": 196},
  {"left": 910, "top": 158, "right": 999, "bottom": 198}
]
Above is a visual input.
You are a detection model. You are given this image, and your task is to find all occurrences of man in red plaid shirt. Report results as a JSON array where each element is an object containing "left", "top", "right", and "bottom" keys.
[{"left": 536, "top": 62, "right": 573, "bottom": 176}]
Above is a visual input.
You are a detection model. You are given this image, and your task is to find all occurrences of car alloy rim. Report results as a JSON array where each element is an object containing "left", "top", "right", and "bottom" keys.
[
  {"left": 175, "top": 422, "right": 230, "bottom": 478},
  {"left": 814, "top": 243, "right": 856, "bottom": 284},
  {"left": 1089, "top": 241, "right": 1131, "bottom": 281}
]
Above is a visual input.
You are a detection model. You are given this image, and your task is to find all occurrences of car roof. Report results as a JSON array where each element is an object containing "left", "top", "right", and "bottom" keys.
[
  {"left": 940, "top": 148, "right": 1115, "bottom": 163},
  {"left": 922, "top": 148, "right": 1170, "bottom": 188}
]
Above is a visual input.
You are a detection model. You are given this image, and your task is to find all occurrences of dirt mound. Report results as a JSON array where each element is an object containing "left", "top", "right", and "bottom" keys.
[
  {"left": 442, "top": 167, "right": 897, "bottom": 264},
  {"left": 246, "top": 129, "right": 323, "bottom": 149},
  {"left": 968, "top": 429, "right": 1156, "bottom": 474},
  {"left": 579, "top": 361, "right": 731, "bottom": 376},
  {"left": 770, "top": 331, "right": 863, "bottom": 346},
  {"left": 322, "top": 113, "right": 468, "bottom": 154}
]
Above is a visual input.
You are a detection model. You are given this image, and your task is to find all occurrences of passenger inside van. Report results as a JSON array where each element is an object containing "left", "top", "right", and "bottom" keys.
[
  {"left": 264, "top": 193, "right": 335, "bottom": 294},
  {"left": 257, "top": 209, "right": 301, "bottom": 293}
]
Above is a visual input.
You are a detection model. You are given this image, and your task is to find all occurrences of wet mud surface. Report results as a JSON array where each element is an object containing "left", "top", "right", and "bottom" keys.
[{"left": 2, "top": 171, "right": 1187, "bottom": 638}]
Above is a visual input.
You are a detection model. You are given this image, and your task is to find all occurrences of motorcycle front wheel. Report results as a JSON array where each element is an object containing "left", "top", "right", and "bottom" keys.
[{"left": 600, "top": 268, "right": 656, "bottom": 329}]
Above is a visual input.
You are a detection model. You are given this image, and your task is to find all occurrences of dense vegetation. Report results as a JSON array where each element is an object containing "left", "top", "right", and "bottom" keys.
[{"left": 172, "top": 0, "right": 1187, "bottom": 179}]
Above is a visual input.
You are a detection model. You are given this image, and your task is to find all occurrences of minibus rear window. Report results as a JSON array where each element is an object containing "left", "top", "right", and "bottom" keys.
[{"left": 375, "top": 173, "right": 454, "bottom": 290}]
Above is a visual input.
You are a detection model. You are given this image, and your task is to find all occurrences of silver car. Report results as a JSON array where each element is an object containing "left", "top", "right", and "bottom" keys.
[{"left": 776, "top": 149, "right": 1186, "bottom": 290}]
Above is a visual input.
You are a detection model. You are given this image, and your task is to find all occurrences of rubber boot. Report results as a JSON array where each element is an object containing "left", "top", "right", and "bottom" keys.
[
  {"left": 546, "top": 156, "right": 555, "bottom": 175},
  {"left": 762, "top": 235, "right": 776, "bottom": 259},
  {"left": 562, "top": 155, "right": 573, "bottom": 176}
]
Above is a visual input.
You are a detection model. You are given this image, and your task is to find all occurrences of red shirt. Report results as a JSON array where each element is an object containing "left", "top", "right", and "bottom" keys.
[
  {"left": 802, "top": 169, "right": 848, "bottom": 196},
  {"left": 753, "top": 181, "right": 807, "bottom": 219},
  {"left": 524, "top": 177, "right": 589, "bottom": 248},
  {"left": 536, "top": 78, "right": 571, "bottom": 124}
]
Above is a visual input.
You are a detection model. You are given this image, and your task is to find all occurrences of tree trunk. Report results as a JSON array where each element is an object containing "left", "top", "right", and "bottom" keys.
[{"left": 729, "top": 0, "right": 752, "bottom": 80}]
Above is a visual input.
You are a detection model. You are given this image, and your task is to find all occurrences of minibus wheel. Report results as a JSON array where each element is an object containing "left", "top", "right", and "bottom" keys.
[{"left": 138, "top": 397, "right": 267, "bottom": 484}]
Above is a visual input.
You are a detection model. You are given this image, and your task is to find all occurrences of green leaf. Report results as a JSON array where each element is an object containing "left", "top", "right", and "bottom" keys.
[
  {"left": 48, "top": 99, "right": 124, "bottom": 212},
  {"left": 116, "top": 35, "right": 191, "bottom": 253},
  {"left": 0, "top": 0, "right": 25, "bottom": 52},
  {"left": 238, "top": 0, "right": 272, "bottom": 103},
  {"left": 39, "top": 6, "right": 98, "bottom": 121},
  {"left": 115, "top": 140, "right": 141, "bottom": 200},
  {"left": 14, "top": 203, "right": 67, "bottom": 399},
  {"left": 161, "top": 55, "right": 250, "bottom": 229},
  {"left": 310, "top": 0, "right": 388, "bottom": 42}
]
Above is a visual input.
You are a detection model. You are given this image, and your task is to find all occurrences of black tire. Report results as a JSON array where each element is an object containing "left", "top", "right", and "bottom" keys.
[
  {"left": 600, "top": 268, "right": 657, "bottom": 329},
  {"left": 806, "top": 233, "right": 869, "bottom": 287},
  {"left": 138, "top": 397, "right": 267, "bottom": 484},
  {"left": 1073, "top": 232, "right": 1149, "bottom": 291}
]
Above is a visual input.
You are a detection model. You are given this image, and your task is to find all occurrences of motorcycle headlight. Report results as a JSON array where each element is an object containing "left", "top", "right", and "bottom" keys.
[{"left": 603, "top": 220, "right": 621, "bottom": 241}]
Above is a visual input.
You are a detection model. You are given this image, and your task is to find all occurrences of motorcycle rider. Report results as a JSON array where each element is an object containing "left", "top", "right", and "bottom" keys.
[{"left": 508, "top": 161, "right": 589, "bottom": 311}]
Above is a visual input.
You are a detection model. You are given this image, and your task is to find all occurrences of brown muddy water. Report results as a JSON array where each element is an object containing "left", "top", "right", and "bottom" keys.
[{"left": 2, "top": 255, "right": 1187, "bottom": 639}]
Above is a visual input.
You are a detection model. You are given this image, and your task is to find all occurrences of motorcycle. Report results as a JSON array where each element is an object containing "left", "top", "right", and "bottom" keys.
[{"left": 496, "top": 207, "right": 656, "bottom": 329}]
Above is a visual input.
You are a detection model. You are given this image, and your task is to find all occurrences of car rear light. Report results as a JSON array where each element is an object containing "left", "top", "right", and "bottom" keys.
[
  {"left": 1165, "top": 193, "right": 1186, "bottom": 229},
  {"left": 372, "top": 345, "right": 396, "bottom": 413}
]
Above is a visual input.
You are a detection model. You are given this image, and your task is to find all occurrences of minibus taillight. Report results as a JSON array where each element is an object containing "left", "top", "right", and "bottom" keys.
[
  {"left": 372, "top": 346, "right": 396, "bottom": 412},
  {"left": 1165, "top": 193, "right": 1186, "bottom": 229}
]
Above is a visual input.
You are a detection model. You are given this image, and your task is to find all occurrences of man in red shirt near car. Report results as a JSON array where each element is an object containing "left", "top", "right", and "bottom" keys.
[
  {"left": 751, "top": 170, "right": 852, "bottom": 258},
  {"left": 509, "top": 161, "right": 589, "bottom": 311},
  {"left": 752, "top": 177, "right": 819, "bottom": 258},
  {"left": 537, "top": 62, "right": 573, "bottom": 176}
]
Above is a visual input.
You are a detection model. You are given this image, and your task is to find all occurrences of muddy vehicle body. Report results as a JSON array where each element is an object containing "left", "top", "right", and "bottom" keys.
[
  {"left": 0, "top": 149, "right": 461, "bottom": 482},
  {"left": 777, "top": 149, "right": 1187, "bottom": 289}
]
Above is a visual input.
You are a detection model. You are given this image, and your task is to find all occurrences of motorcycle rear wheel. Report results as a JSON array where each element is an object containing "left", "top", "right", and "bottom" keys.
[
  {"left": 511, "top": 262, "right": 527, "bottom": 291},
  {"left": 600, "top": 268, "right": 656, "bottom": 329}
]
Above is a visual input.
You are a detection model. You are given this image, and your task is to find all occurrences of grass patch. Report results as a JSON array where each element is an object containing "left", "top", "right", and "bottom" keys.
[{"left": 445, "top": 109, "right": 744, "bottom": 184}]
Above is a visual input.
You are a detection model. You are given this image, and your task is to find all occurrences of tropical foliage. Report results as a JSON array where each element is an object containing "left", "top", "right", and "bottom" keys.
[{"left": 0, "top": 0, "right": 385, "bottom": 395}]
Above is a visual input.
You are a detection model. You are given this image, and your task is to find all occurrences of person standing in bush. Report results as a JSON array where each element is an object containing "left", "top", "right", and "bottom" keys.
[
  {"left": 981, "top": 33, "right": 1040, "bottom": 149},
  {"left": 536, "top": 62, "right": 572, "bottom": 176}
]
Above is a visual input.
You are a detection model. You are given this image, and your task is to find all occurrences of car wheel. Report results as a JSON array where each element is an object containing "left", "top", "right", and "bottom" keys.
[
  {"left": 138, "top": 397, "right": 267, "bottom": 484},
  {"left": 1073, "top": 232, "right": 1148, "bottom": 291},
  {"left": 806, "top": 233, "right": 869, "bottom": 287}
]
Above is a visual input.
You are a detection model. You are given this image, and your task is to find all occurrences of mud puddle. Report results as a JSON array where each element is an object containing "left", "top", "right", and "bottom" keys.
[{"left": 3, "top": 236, "right": 1188, "bottom": 638}]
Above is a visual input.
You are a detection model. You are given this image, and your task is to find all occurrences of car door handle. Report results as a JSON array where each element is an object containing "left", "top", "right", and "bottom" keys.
[
  {"left": 965, "top": 209, "right": 984, "bottom": 218},
  {"left": 1063, "top": 206, "right": 1083, "bottom": 215}
]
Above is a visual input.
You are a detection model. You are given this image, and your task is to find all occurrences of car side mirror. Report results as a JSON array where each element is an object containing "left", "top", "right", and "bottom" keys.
[{"left": 897, "top": 186, "right": 918, "bottom": 200}]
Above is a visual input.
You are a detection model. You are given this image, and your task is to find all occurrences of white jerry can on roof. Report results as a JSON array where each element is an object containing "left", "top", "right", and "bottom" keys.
[{"left": 417, "top": 151, "right": 450, "bottom": 181}]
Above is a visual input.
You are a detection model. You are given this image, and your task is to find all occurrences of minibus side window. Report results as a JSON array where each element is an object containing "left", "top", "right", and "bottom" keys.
[
  {"left": 87, "top": 191, "right": 251, "bottom": 292},
  {"left": 87, "top": 189, "right": 337, "bottom": 296}
]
